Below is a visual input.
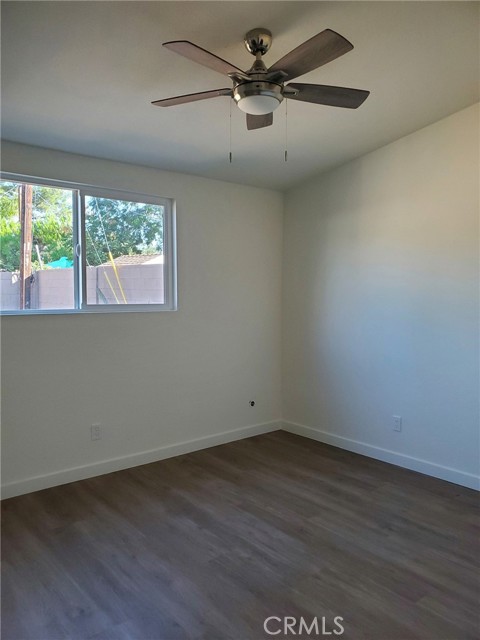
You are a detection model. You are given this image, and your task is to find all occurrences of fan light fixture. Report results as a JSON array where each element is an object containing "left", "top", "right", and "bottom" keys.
[
  {"left": 236, "top": 94, "right": 282, "bottom": 115},
  {"left": 233, "top": 81, "right": 283, "bottom": 115}
]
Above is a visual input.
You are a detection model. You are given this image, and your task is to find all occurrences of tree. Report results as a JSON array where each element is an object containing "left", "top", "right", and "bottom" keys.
[
  {"left": 0, "top": 182, "right": 22, "bottom": 271},
  {"left": 0, "top": 182, "right": 73, "bottom": 271},
  {"left": 85, "top": 196, "right": 164, "bottom": 266},
  {"left": 31, "top": 185, "right": 73, "bottom": 266}
]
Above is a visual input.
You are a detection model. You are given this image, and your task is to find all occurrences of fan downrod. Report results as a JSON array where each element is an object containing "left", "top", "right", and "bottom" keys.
[{"left": 244, "top": 28, "right": 272, "bottom": 56}]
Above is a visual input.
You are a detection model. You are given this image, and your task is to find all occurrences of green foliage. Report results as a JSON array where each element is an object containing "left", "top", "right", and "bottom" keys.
[
  {"left": 0, "top": 182, "right": 21, "bottom": 271},
  {"left": 34, "top": 212, "right": 74, "bottom": 265},
  {"left": 85, "top": 197, "right": 163, "bottom": 266},
  {"left": 32, "top": 185, "right": 73, "bottom": 266},
  {"left": 0, "top": 182, "right": 164, "bottom": 272},
  {"left": 0, "top": 215, "right": 20, "bottom": 271},
  {"left": 0, "top": 182, "right": 73, "bottom": 271}
]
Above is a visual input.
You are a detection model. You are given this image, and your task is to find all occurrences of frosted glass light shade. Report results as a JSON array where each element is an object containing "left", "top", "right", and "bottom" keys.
[{"left": 237, "top": 94, "right": 281, "bottom": 115}]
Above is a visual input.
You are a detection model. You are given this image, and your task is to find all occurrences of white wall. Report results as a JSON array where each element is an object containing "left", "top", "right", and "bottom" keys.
[
  {"left": 1, "top": 142, "right": 283, "bottom": 497},
  {"left": 282, "top": 104, "right": 479, "bottom": 489}
]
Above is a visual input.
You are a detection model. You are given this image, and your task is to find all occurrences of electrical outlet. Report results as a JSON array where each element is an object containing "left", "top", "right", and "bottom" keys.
[
  {"left": 393, "top": 415, "right": 402, "bottom": 432},
  {"left": 91, "top": 423, "right": 101, "bottom": 441}
]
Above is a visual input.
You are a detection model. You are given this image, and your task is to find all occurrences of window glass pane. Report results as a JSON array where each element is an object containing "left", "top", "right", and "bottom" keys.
[
  {"left": 84, "top": 195, "right": 165, "bottom": 305},
  {"left": 0, "top": 181, "right": 74, "bottom": 311}
]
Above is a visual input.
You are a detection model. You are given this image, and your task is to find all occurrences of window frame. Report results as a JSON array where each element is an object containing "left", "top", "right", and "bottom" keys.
[{"left": 0, "top": 172, "right": 177, "bottom": 315}]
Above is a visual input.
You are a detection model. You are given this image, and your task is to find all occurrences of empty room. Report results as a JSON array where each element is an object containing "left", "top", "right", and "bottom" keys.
[{"left": 1, "top": 1, "right": 479, "bottom": 639}]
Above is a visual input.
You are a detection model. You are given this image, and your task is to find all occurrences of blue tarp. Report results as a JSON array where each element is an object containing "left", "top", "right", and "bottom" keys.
[{"left": 45, "top": 256, "right": 73, "bottom": 269}]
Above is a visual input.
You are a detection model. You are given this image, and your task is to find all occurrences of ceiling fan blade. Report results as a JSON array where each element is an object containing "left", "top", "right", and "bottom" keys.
[
  {"left": 163, "top": 40, "right": 244, "bottom": 77},
  {"left": 246, "top": 113, "right": 273, "bottom": 130},
  {"left": 152, "top": 88, "right": 231, "bottom": 107},
  {"left": 268, "top": 29, "right": 353, "bottom": 81},
  {"left": 286, "top": 83, "right": 370, "bottom": 109}
]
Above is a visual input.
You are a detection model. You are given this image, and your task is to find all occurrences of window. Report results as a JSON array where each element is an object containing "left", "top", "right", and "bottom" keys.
[{"left": 0, "top": 175, "right": 176, "bottom": 314}]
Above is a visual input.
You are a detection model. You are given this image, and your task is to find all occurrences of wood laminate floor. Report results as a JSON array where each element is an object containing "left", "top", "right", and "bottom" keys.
[{"left": 2, "top": 431, "right": 479, "bottom": 640}]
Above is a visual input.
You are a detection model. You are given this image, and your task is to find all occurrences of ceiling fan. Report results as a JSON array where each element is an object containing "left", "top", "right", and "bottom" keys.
[{"left": 152, "top": 28, "right": 370, "bottom": 130}]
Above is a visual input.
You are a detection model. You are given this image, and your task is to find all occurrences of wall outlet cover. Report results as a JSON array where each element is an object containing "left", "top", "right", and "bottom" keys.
[
  {"left": 91, "top": 424, "right": 101, "bottom": 440},
  {"left": 393, "top": 415, "right": 402, "bottom": 432}
]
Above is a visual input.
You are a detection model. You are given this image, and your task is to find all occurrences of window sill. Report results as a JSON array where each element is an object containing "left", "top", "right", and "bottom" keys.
[{"left": 1, "top": 305, "right": 178, "bottom": 316}]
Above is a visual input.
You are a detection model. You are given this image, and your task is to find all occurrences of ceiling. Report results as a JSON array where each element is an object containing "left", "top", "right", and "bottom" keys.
[{"left": 1, "top": 1, "right": 479, "bottom": 190}]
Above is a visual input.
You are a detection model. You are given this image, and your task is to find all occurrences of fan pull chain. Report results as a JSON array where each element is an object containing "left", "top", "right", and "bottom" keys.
[
  {"left": 229, "top": 99, "right": 233, "bottom": 163},
  {"left": 284, "top": 99, "right": 288, "bottom": 162}
]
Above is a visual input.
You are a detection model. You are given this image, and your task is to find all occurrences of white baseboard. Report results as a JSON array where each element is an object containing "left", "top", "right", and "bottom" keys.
[
  {"left": 1, "top": 420, "right": 281, "bottom": 499},
  {"left": 4, "top": 419, "right": 478, "bottom": 498},
  {"left": 282, "top": 421, "right": 480, "bottom": 491}
]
